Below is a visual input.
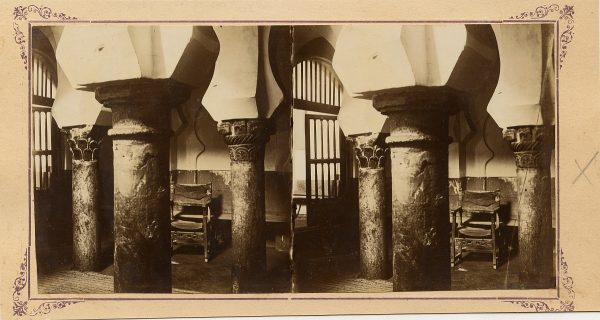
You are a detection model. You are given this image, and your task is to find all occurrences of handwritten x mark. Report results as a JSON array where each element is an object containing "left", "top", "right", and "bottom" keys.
[{"left": 573, "top": 151, "right": 598, "bottom": 184}]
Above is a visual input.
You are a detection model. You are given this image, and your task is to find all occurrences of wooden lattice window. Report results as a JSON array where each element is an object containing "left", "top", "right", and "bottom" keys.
[
  {"left": 31, "top": 50, "right": 58, "bottom": 190},
  {"left": 293, "top": 59, "right": 347, "bottom": 200},
  {"left": 292, "top": 59, "right": 343, "bottom": 114},
  {"left": 305, "top": 114, "right": 344, "bottom": 200}
]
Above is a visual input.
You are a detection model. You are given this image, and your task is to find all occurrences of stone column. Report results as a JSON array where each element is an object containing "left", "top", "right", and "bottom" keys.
[
  {"left": 503, "top": 125, "right": 554, "bottom": 289},
  {"left": 218, "top": 118, "right": 269, "bottom": 293},
  {"left": 67, "top": 125, "right": 101, "bottom": 271},
  {"left": 95, "top": 79, "right": 190, "bottom": 293},
  {"left": 350, "top": 133, "right": 387, "bottom": 280},
  {"left": 372, "top": 86, "right": 462, "bottom": 291}
]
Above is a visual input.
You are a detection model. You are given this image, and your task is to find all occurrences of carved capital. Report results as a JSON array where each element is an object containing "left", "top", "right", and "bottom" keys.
[
  {"left": 372, "top": 86, "right": 465, "bottom": 148},
  {"left": 350, "top": 132, "right": 387, "bottom": 169},
  {"left": 95, "top": 79, "right": 190, "bottom": 139},
  {"left": 372, "top": 86, "right": 465, "bottom": 116},
  {"left": 66, "top": 125, "right": 102, "bottom": 161},
  {"left": 503, "top": 125, "right": 555, "bottom": 168},
  {"left": 219, "top": 118, "right": 270, "bottom": 162},
  {"left": 95, "top": 79, "right": 190, "bottom": 108}
]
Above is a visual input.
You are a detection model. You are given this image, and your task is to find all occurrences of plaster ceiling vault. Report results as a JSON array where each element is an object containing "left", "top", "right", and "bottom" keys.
[
  {"left": 291, "top": 25, "right": 387, "bottom": 136},
  {"left": 52, "top": 63, "right": 113, "bottom": 128},
  {"left": 289, "top": 24, "right": 506, "bottom": 138},
  {"left": 488, "top": 24, "right": 556, "bottom": 129},
  {"left": 331, "top": 24, "right": 475, "bottom": 139},
  {"left": 34, "top": 26, "right": 110, "bottom": 129},
  {"left": 292, "top": 25, "right": 341, "bottom": 62},
  {"left": 55, "top": 25, "right": 201, "bottom": 86},
  {"left": 42, "top": 24, "right": 554, "bottom": 135},
  {"left": 202, "top": 26, "right": 291, "bottom": 122},
  {"left": 336, "top": 90, "right": 389, "bottom": 136},
  {"left": 332, "top": 24, "right": 467, "bottom": 98},
  {"left": 50, "top": 25, "right": 220, "bottom": 129}
]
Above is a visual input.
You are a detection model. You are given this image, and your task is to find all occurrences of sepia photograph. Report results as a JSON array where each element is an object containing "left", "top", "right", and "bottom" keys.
[
  {"left": 31, "top": 22, "right": 556, "bottom": 295},
  {"left": 2, "top": 0, "right": 599, "bottom": 318},
  {"left": 291, "top": 24, "right": 556, "bottom": 293},
  {"left": 32, "top": 25, "right": 293, "bottom": 294}
]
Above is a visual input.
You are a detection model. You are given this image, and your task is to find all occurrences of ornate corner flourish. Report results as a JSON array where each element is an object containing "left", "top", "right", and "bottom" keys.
[
  {"left": 504, "top": 249, "right": 575, "bottom": 312},
  {"left": 510, "top": 4, "right": 575, "bottom": 69},
  {"left": 13, "top": 5, "right": 77, "bottom": 69},
  {"left": 13, "top": 249, "right": 84, "bottom": 317}
]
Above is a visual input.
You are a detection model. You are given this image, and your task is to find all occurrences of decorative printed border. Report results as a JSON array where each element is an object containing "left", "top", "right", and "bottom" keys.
[
  {"left": 509, "top": 4, "right": 575, "bottom": 69},
  {"left": 13, "top": 6, "right": 81, "bottom": 315},
  {"left": 11, "top": 2, "right": 577, "bottom": 315},
  {"left": 13, "top": 249, "right": 84, "bottom": 317},
  {"left": 504, "top": 249, "right": 575, "bottom": 311},
  {"left": 501, "top": 4, "right": 575, "bottom": 311},
  {"left": 13, "top": 5, "right": 77, "bottom": 69}
]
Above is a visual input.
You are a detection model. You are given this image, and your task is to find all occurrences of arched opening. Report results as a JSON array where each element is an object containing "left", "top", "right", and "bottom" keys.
[
  {"left": 31, "top": 28, "right": 71, "bottom": 273},
  {"left": 291, "top": 55, "right": 357, "bottom": 279},
  {"left": 292, "top": 57, "right": 346, "bottom": 223}
]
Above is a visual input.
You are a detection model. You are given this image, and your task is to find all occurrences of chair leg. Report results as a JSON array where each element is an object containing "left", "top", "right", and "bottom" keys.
[
  {"left": 203, "top": 214, "right": 209, "bottom": 263},
  {"left": 171, "top": 233, "right": 176, "bottom": 255},
  {"left": 492, "top": 235, "right": 497, "bottom": 270},
  {"left": 491, "top": 214, "right": 498, "bottom": 270},
  {"left": 451, "top": 235, "right": 456, "bottom": 267},
  {"left": 204, "top": 237, "right": 209, "bottom": 263}
]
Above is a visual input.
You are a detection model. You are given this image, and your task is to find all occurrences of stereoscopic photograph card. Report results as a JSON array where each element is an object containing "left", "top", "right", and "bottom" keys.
[{"left": 0, "top": 0, "right": 599, "bottom": 318}]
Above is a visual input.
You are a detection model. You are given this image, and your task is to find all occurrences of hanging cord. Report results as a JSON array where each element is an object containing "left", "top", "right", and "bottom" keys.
[
  {"left": 482, "top": 113, "right": 496, "bottom": 191},
  {"left": 193, "top": 107, "right": 206, "bottom": 184}
]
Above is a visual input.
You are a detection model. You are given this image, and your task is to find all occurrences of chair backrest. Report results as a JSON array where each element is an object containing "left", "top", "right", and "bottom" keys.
[
  {"left": 172, "top": 183, "right": 212, "bottom": 207},
  {"left": 460, "top": 190, "right": 500, "bottom": 213}
]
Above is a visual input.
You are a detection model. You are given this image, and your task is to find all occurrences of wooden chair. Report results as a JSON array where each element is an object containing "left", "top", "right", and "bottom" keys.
[
  {"left": 451, "top": 190, "right": 502, "bottom": 269},
  {"left": 171, "top": 183, "right": 214, "bottom": 262}
]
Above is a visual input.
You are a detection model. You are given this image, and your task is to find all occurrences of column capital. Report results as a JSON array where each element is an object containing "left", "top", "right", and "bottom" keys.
[
  {"left": 95, "top": 78, "right": 190, "bottom": 108},
  {"left": 372, "top": 86, "right": 465, "bottom": 116},
  {"left": 503, "top": 125, "right": 555, "bottom": 168},
  {"left": 66, "top": 125, "right": 102, "bottom": 161},
  {"left": 349, "top": 132, "right": 388, "bottom": 169},
  {"left": 372, "top": 86, "right": 465, "bottom": 148},
  {"left": 218, "top": 118, "right": 271, "bottom": 162},
  {"left": 95, "top": 79, "right": 190, "bottom": 139}
]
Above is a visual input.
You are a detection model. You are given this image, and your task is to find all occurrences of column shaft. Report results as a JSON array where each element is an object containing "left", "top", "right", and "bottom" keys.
[
  {"left": 96, "top": 79, "right": 189, "bottom": 293},
  {"left": 504, "top": 125, "right": 554, "bottom": 289},
  {"left": 68, "top": 126, "right": 101, "bottom": 271},
  {"left": 352, "top": 133, "right": 387, "bottom": 279},
  {"left": 373, "top": 87, "right": 461, "bottom": 291},
  {"left": 219, "top": 119, "right": 269, "bottom": 293}
]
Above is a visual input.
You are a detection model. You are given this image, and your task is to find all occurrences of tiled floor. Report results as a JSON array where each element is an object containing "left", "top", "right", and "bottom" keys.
[
  {"left": 38, "top": 243, "right": 291, "bottom": 294},
  {"left": 297, "top": 254, "right": 519, "bottom": 292},
  {"left": 37, "top": 239, "right": 554, "bottom": 294},
  {"left": 294, "top": 251, "right": 553, "bottom": 293}
]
